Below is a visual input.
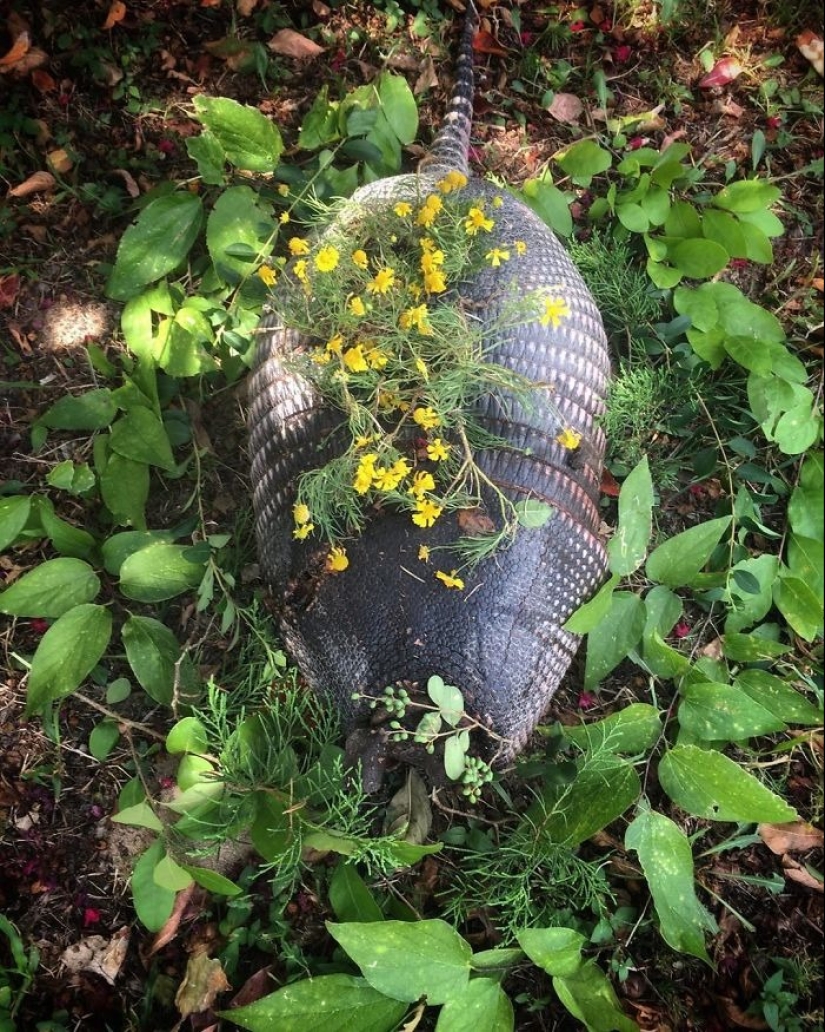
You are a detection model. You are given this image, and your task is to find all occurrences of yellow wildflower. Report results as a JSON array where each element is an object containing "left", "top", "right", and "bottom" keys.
[
  {"left": 288, "top": 237, "right": 310, "bottom": 256},
  {"left": 293, "top": 502, "right": 311, "bottom": 525},
  {"left": 293, "top": 523, "right": 314, "bottom": 540},
  {"left": 514, "top": 240, "right": 527, "bottom": 255},
  {"left": 413, "top": 406, "right": 440, "bottom": 430},
  {"left": 415, "top": 357, "right": 429, "bottom": 379},
  {"left": 408, "top": 281, "right": 423, "bottom": 300},
  {"left": 485, "top": 247, "right": 510, "bottom": 267},
  {"left": 311, "top": 349, "right": 331, "bottom": 365},
  {"left": 435, "top": 569, "right": 465, "bottom": 590},
  {"left": 367, "top": 267, "right": 396, "bottom": 294},
  {"left": 293, "top": 259, "right": 309, "bottom": 284},
  {"left": 314, "top": 245, "right": 340, "bottom": 272},
  {"left": 348, "top": 295, "right": 366, "bottom": 317},
  {"left": 399, "top": 303, "right": 433, "bottom": 334},
  {"left": 410, "top": 471, "right": 436, "bottom": 498},
  {"left": 351, "top": 249, "right": 369, "bottom": 269},
  {"left": 426, "top": 437, "right": 450, "bottom": 461},
  {"left": 279, "top": 211, "right": 290, "bottom": 223},
  {"left": 436, "top": 170, "right": 469, "bottom": 193},
  {"left": 420, "top": 249, "right": 445, "bottom": 275},
  {"left": 412, "top": 498, "right": 443, "bottom": 528},
  {"left": 465, "top": 207, "right": 494, "bottom": 235},
  {"left": 539, "top": 296, "right": 572, "bottom": 329},
  {"left": 353, "top": 453, "right": 378, "bottom": 493},
  {"left": 258, "top": 266, "right": 277, "bottom": 286},
  {"left": 326, "top": 333, "right": 344, "bottom": 354},
  {"left": 378, "top": 389, "right": 402, "bottom": 410},
  {"left": 365, "top": 346, "right": 389, "bottom": 370},
  {"left": 492, "top": 195, "right": 504, "bottom": 208},
  {"left": 424, "top": 270, "right": 447, "bottom": 294},
  {"left": 394, "top": 201, "right": 413, "bottom": 217},
  {"left": 343, "top": 344, "right": 369, "bottom": 372},
  {"left": 420, "top": 237, "right": 437, "bottom": 252},
  {"left": 416, "top": 195, "right": 443, "bottom": 227},
  {"left": 556, "top": 426, "right": 582, "bottom": 451},
  {"left": 277, "top": 183, "right": 290, "bottom": 196},
  {"left": 327, "top": 546, "right": 349, "bottom": 572},
  {"left": 418, "top": 544, "right": 431, "bottom": 562},
  {"left": 392, "top": 458, "right": 412, "bottom": 479}
]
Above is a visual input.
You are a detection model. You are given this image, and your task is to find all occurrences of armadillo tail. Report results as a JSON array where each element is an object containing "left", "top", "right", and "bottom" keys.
[{"left": 418, "top": 0, "right": 479, "bottom": 175}]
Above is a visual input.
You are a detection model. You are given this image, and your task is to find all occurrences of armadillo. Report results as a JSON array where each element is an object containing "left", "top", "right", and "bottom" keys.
[{"left": 248, "top": 0, "right": 610, "bottom": 772}]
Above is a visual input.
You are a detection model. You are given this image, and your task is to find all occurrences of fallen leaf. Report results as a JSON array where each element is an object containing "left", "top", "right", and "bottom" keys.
[
  {"left": 31, "top": 69, "right": 56, "bottom": 91},
  {"left": 600, "top": 468, "right": 620, "bottom": 497},
  {"left": 5, "top": 45, "right": 48, "bottom": 76},
  {"left": 237, "top": 0, "right": 260, "bottom": 14},
  {"left": 267, "top": 29, "right": 324, "bottom": 59},
  {"left": 472, "top": 29, "right": 508, "bottom": 57},
  {"left": 457, "top": 509, "right": 495, "bottom": 536},
  {"left": 547, "top": 92, "right": 584, "bottom": 124},
  {"left": 228, "top": 965, "right": 277, "bottom": 1010},
  {"left": 8, "top": 170, "right": 56, "bottom": 198},
  {"left": 175, "top": 951, "right": 231, "bottom": 1018},
  {"left": 414, "top": 55, "right": 439, "bottom": 95},
  {"left": 698, "top": 56, "right": 743, "bottom": 88},
  {"left": 111, "top": 168, "right": 140, "bottom": 197},
  {"left": 148, "top": 884, "right": 198, "bottom": 956},
  {"left": 717, "top": 995, "right": 769, "bottom": 1030},
  {"left": 0, "top": 30, "right": 30, "bottom": 68},
  {"left": 60, "top": 928, "right": 130, "bottom": 985},
  {"left": 700, "top": 637, "right": 725, "bottom": 661},
  {"left": 781, "top": 854, "right": 823, "bottom": 892},
  {"left": 0, "top": 274, "right": 21, "bottom": 309},
  {"left": 46, "top": 148, "right": 72, "bottom": 174},
  {"left": 383, "top": 769, "right": 432, "bottom": 844},
  {"left": 590, "top": 6, "right": 605, "bottom": 24},
  {"left": 102, "top": 1, "right": 127, "bottom": 30},
  {"left": 759, "top": 821, "right": 824, "bottom": 855},
  {"left": 797, "top": 30, "right": 824, "bottom": 76}
]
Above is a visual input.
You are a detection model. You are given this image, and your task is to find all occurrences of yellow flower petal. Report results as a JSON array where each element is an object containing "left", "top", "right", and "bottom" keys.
[
  {"left": 327, "top": 546, "right": 349, "bottom": 572},
  {"left": 288, "top": 237, "right": 310, "bottom": 256},
  {"left": 314, "top": 245, "right": 340, "bottom": 272},
  {"left": 435, "top": 569, "right": 464, "bottom": 590}
]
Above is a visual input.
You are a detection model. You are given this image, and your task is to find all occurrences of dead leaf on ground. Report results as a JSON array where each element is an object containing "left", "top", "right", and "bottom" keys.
[
  {"left": 383, "top": 769, "right": 432, "bottom": 843},
  {"left": 457, "top": 508, "right": 495, "bottom": 536},
  {"left": 717, "top": 996, "right": 769, "bottom": 1029},
  {"left": 267, "top": 29, "right": 324, "bottom": 60},
  {"left": 472, "top": 29, "right": 508, "bottom": 57},
  {"left": 546, "top": 92, "right": 584, "bottom": 124},
  {"left": 228, "top": 965, "right": 277, "bottom": 1010},
  {"left": 781, "top": 854, "right": 823, "bottom": 892},
  {"left": 111, "top": 168, "right": 140, "bottom": 197},
  {"left": 31, "top": 69, "right": 56, "bottom": 91},
  {"left": 0, "top": 274, "right": 21, "bottom": 309},
  {"left": 60, "top": 928, "right": 130, "bottom": 986},
  {"left": 102, "top": 1, "right": 127, "bottom": 30},
  {"left": 237, "top": 0, "right": 260, "bottom": 14},
  {"left": 0, "top": 29, "right": 30, "bottom": 68},
  {"left": 147, "top": 883, "right": 198, "bottom": 956},
  {"left": 8, "top": 170, "right": 56, "bottom": 198},
  {"left": 699, "top": 56, "right": 743, "bottom": 88},
  {"left": 414, "top": 55, "right": 439, "bottom": 95},
  {"left": 47, "top": 148, "right": 73, "bottom": 174},
  {"left": 759, "top": 821, "right": 824, "bottom": 855},
  {"left": 175, "top": 951, "right": 231, "bottom": 1018},
  {"left": 797, "top": 30, "right": 824, "bottom": 76}
]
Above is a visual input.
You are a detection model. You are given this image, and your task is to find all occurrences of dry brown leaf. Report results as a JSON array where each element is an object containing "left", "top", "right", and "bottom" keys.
[
  {"left": 759, "top": 821, "right": 824, "bottom": 855},
  {"left": 21, "top": 223, "right": 48, "bottom": 243},
  {"left": 267, "top": 29, "right": 325, "bottom": 60},
  {"left": 0, "top": 274, "right": 21, "bottom": 309},
  {"left": 47, "top": 148, "right": 72, "bottom": 174},
  {"left": 414, "top": 55, "right": 439, "bottom": 95},
  {"left": 4, "top": 45, "right": 47, "bottom": 76},
  {"left": 457, "top": 509, "right": 495, "bottom": 536},
  {"left": 312, "top": 1, "right": 331, "bottom": 17},
  {"left": 60, "top": 927, "right": 130, "bottom": 986},
  {"left": 236, "top": 0, "right": 260, "bottom": 14},
  {"left": 31, "top": 69, "right": 56, "bottom": 91},
  {"left": 147, "top": 884, "right": 197, "bottom": 956},
  {"left": 0, "top": 30, "right": 30, "bottom": 68},
  {"left": 546, "top": 92, "right": 584, "bottom": 124},
  {"left": 781, "top": 854, "right": 823, "bottom": 892},
  {"left": 811, "top": 277, "right": 824, "bottom": 292},
  {"left": 102, "top": 1, "right": 127, "bottom": 30},
  {"left": 590, "top": 5, "right": 605, "bottom": 24},
  {"left": 112, "top": 168, "right": 140, "bottom": 197},
  {"left": 175, "top": 951, "right": 231, "bottom": 1018},
  {"left": 797, "top": 30, "right": 824, "bottom": 76},
  {"left": 8, "top": 170, "right": 56, "bottom": 198}
]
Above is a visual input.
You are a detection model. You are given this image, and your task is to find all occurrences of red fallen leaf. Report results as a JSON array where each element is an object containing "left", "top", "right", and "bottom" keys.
[
  {"left": 472, "top": 29, "right": 508, "bottom": 57},
  {"left": 0, "top": 30, "right": 30, "bottom": 68},
  {"left": 102, "top": 1, "right": 127, "bottom": 30},
  {"left": 0, "top": 274, "right": 20, "bottom": 309},
  {"left": 698, "top": 56, "right": 743, "bottom": 88},
  {"left": 600, "top": 468, "right": 620, "bottom": 496},
  {"left": 30, "top": 69, "right": 56, "bottom": 91}
]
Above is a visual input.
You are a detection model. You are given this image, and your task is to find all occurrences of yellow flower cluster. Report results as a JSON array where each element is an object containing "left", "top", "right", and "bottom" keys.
[{"left": 540, "top": 296, "right": 572, "bottom": 329}]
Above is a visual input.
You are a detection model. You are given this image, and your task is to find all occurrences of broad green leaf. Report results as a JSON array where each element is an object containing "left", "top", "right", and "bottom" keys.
[
  {"left": 222, "top": 975, "right": 406, "bottom": 1032},
  {"left": 735, "top": 670, "right": 823, "bottom": 726},
  {"left": 166, "top": 717, "right": 209, "bottom": 755},
  {"left": 100, "top": 453, "right": 149, "bottom": 528},
  {"left": 701, "top": 209, "right": 747, "bottom": 258},
  {"left": 38, "top": 506, "right": 96, "bottom": 560},
  {"left": 206, "top": 185, "right": 275, "bottom": 286},
  {"left": 723, "top": 335, "right": 775, "bottom": 375},
  {"left": 443, "top": 735, "right": 467, "bottom": 779},
  {"left": 678, "top": 682, "right": 785, "bottom": 741},
  {"left": 664, "top": 200, "right": 702, "bottom": 238},
  {"left": 329, "top": 863, "right": 384, "bottom": 924},
  {"left": 122, "top": 614, "right": 198, "bottom": 706},
  {"left": 725, "top": 554, "right": 778, "bottom": 634},
  {"left": 521, "top": 180, "right": 573, "bottom": 237},
  {"left": 626, "top": 809, "right": 716, "bottom": 962},
  {"left": 101, "top": 530, "right": 176, "bottom": 576},
  {"left": 787, "top": 451, "right": 823, "bottom": 539},
  {"left": 643, "top": 585, "right": 683, "bottom": 639},
  {"left": 186, "top": 130, "right": 226, "bottom": 185},
  {"left": 377, "top": 72, "right": 418, "bottom": 144},
  {"left": 560, "top": 704, "right": 662, "bottom": 755},
  {"left": 154, "top": 854, "right": 194, "bottom": 892},
  {"left": 616, "top": 202, "right": 649, "bottom": 233},
  {"left": 176, "top": 754, "right": 215, "bottom": 791},
  {"left": 564, "top": 573, "right": 619, "bottom": 634},
  {"left": 787, "top": 535, "right": 823, "bottom": 601},
  {"left": 659, "top": 745, "right": 797, "bottom": 823},
  {"left": 435, "top": 977, "right": 514, "bottom": 1032},
  {"left": 669, "top": 238, "right": 729, "bottom": 278},
  {"left": 111, "top": 801, "right": 163, "bottom": 832},
  {"left": 721, "top": 633, "right": 790, "bottom": 663},
  {"left": 107, "top": 193, "right": 204, "bottom": 301},
  {"left": 514, "top": 498, "right": 553, "bottom": 529},
  {"left": 119, "top": 543, "right": 206, "bottom": 603},
  {"left": 646, "top": 259, "right": 682, "bottom": 290},
  {"left": 46, "top": 459, "right": 96, "bottom": 495},
  {"left": 427, "top": 675, "right": 464, "bottom": 724},
  {"left": 109, "top": 408, "right": 175, "bottom": 471},
  {"left": 181, "top": 865, "right": 242, "bottom": 897},
  {"left": 673, "top": 285, "right": 719, "bottom": 333},
  {"left": 193, "top": 96, "right": 284, "bottom": 172},
  {"left": 554, "top": 960, "right": 639, "bottom": 1032},
  {"left": 0, "top": 495, "right": 32, "bottom": 551},
  {"left": 607, "top": 456, "right": 653, "bottom": 576},
  {"left": 773, "top": 574, "right": 823, "bottom": 641},
  {"left": 712, "top": 179, "right": 781, "bottom": 213},
  {"left": 584, "top": 591, "right": 646, "bottom": 689},
  {"left": 89, "top": 720, "right": 120, "bottom": 761},
  {"left": 0, "top": 558, "right": 99, "bottom": 618},
  {"left": 469, "top": 948, "right": 525, "bottom": 978},
  {"left": 327, "top": 920, "right": 472, "bottom": 1005},
  {"left": 645, "top": 516, "right": 731, "bottom": 587},
  {"left": 131, "top": 841, "right": 176, "bottom": 933},
  {"left": 26, "top": 604, "right": 112, "bottom": 712},
  {"left": 773, "top": 400, "right": 820, "bottom": 455},
  {"left": 556, "top": 139, "right": 613, "bottom": 181},
  {"left": 37, "top": 388, "right": 117, "bottom": 431},
  {"left": 517, "top": 927, "right": 585, "bottom": 978},
  {"left": 640, "top": 630, "right": 692, "bottom": 680},
  {"left": 158, "top": 305, "right": 218, "bottom": 377},
  {"left": 737, "top": 220, "right": 774, "bottom": 263},
  {"left": 298, "top": 87, "right": 341, "bottom": 149}
]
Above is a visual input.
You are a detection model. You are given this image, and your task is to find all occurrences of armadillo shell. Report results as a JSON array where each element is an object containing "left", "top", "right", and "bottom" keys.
[{"left": 248, "top": 175, "right": 611, "bottom": 761}]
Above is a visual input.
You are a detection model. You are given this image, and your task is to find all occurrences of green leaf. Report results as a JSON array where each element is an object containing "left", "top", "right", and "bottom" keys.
[
  {"left": 327, "top": 920, "right": 472, "bottom": 1005},
  {"left": 100, "top": 453, "right": 149, "bottom": 529},
  {"left": 564, "top": 573, "right": 620, "bottom": 634},
  {"left": 645, "top": 516, "right": 731, "bottom": 587},
  {"left": 514, "top": 498, "right": 554, "bottom": 529},
  {"left": 109, "top": 408, "right": 176, "bottom": 471},
  {"left": 646, "top": 259, "right": 682, "bottom": 289},
  {"left": 701, "top": 209, "right": 747, "bottom": 258},
  {"left": 298, "top": 87, "right": 341, "bottom": 149},
  {"left": 607, "top": 456, "right": 653, "bottom": 576},
  {"left": 583, "top": 592, "right": 646, "bottom": 689},
  {"left": 669, "top": 238, "right": 729, "bottom": 278},
  {"left": 180, "top": 865, "right": 242, "bottom": 897},
  {"left": 737, "top": 220, "right": 774, "bottom": 264},
  {"left": 773, "top": 574, "right": 823, "bottom": 641},
  {"left": 0, "top": 558, "right": 100, "bottom": 618},
  {"left": 158, "top": 305, "right": 218, "bottom": 377},
  {"left": 553, "top": 961, "right": 640, "bottom": 1032},
  {"left": 626, "top": 809, "right": 717, "bottom": 962},
  {"left": 712, "top": 179, "right": 781, "bottom": 213},
  {"left": 222, "top": 975, "right": 407, "bottom": 1032},
  {"left": 329, "top": 863, "right": 384, "bottom": 924},
  {"left": 787, "top": 452, "right": 823, "bottom": 540},
  {"left": 773, "top": 400, "right": 821, "bottom": 455},
  {"left": 659, "top": 745, "right": 797, "bottom": 823},
  {"left": 89, "top": 720, "right": 120, "bottom": 761},
  {"left": 725, "top": 555, "right": 778, "bottom": 634},
  {"left": 616, "top": 202, "right": 650, "bottom": 233},
  {"left": 787, "top": 535, "right": 823, "bottom": 602},
  {"left": 154, "top": 854, "right": 194, "bottom": 892},
  {"left": 37, "top": 388, "right": 117, "bottom": 431},
  {"left": 560, "top": 704, "right": 662, "bottom": 755},
  {"left": 678, "top": 682, "right": 786, "bottom": 741},
  {"left": 556, "top": 140, "right": 613, "bottom": 182},
  {"left": 0, "top": 495, "right": 32, "bottom": 551},
  {"left": 664, "top": 200, "right": 702, "bottom": 238},
  {"left": 735, "top": 670, "right": 823, "bottom": 726},
  {"left": 377, "top": 72, "right": 418, "bottom": 144},
  {"left": 435, "top": 977, "right": 514, "bottom": 1032},
  {"left": 427, "top": 675, "right": 464, "bottom": 724},
  {"left": 119, "top": 543, "right": 206, "bottom": 602},
  {"left": 111, "top": 801, "right": 163, "bottom": 832},
  {"left": 26, "top": 604, "right": 112, "bottom": 713},
  {"left": 131, "top": 841, "right": 176, "bottom": 933},
  {"left": 207, "top": 185, "right": 275, "bottom": 286},
  {"left": 101, "top": 530, "right": 176, "bottom": 576},
  {"left": 122, "top": 614, "right": 198, "bottom": 706},
  {"left": 193, "top": 96, "right": 284, "bottom": 171},
  {"left": 186, "top": 130, "right": 226, "bottom": 185},
  {"left": 166, "top": 717, "right": 209, "bottom": 754},
  {"left": 106, "top": 193, "right": 204, "bottom": 301},
  {"left": 721, "top": 633, "right": 790, "bottom": 663},
  {"left": 517, "top": 927, "right": 586, "bottom": 978},
  {"left": 39, "top": 506, "right": 96, "bottom": 560},
  {"left": 46, "top": 459, "right": 96, "bottom": 495},
  {"left": 521, "top": 180, "right": 573, "bottom": 237}
]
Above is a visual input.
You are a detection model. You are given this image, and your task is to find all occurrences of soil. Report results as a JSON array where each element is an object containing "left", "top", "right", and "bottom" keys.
[{"left": 1, "top": 2, "right": 823, "bottom": 1030}]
